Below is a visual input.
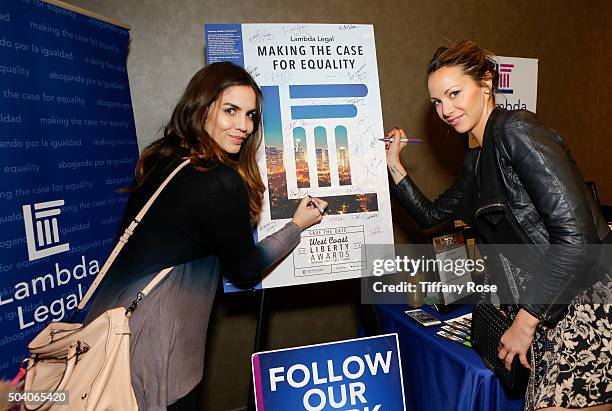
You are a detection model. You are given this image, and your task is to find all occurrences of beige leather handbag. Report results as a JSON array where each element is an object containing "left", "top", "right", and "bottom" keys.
[{"left": 21, "top": 159, "right": 190, "bottom": 411}]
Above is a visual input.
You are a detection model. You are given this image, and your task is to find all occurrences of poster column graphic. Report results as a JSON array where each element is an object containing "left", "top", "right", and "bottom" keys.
[
  {"left": 0, "top": 1, "right": 138, "bottom": 378},
  {"left": 205, "top": 24, "right": 394, "bottom": 290}
]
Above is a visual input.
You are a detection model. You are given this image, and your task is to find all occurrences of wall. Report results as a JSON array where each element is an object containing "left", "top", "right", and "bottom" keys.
[{"left": 63, "top": 0, "right": 611, "bottom": 409}]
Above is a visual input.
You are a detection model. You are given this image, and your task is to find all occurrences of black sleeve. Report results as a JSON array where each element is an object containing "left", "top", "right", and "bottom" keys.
[
  {"left": 496, "top": 113, "right": 599, "bottom": 326},
  {"left": 201, "top": 167, "right": 300, "bottom": 286},
  {"left": 390, "top": 149, "right": 478, "bottom": 228}
]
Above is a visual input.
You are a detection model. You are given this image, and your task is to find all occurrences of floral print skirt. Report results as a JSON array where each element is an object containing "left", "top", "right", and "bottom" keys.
[
  {"left": 525, "top": 282, "right": 612, "bottom": 410},
  {"left": 500, "top": 256, "right": 611, "bottom": 410}
]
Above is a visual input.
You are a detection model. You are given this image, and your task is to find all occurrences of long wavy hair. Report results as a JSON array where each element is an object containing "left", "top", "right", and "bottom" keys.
[{"left": 134, "top": 62, "right": 265, "bottom": 224}]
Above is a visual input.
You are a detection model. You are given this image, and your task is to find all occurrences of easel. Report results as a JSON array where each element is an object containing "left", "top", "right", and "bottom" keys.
[{"left": 247, "top": 288, "right": 268, "bottom": 411}]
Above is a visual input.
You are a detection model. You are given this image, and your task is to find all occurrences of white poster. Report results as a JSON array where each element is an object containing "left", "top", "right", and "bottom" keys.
[
  {"left": 494, "top": 56, "right": 538, "bottom": 111},
  {"left": 205, "top": 24, "right": 394, "bottom": 290}
]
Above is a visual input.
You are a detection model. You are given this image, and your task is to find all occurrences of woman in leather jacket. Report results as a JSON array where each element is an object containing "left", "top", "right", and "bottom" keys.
[{"left": 385, "top": 40, "right": 611, "bottom": 410}]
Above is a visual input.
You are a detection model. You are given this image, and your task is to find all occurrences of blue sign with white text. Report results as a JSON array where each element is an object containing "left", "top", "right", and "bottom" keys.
[
  {"left": 0, "top": 0, "right": 138, "bottom": 378},
  {"left": 252, "top": 334, "right": 405, "bottom": 411}
]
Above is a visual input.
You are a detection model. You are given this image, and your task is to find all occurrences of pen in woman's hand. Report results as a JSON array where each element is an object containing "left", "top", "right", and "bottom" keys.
[
  {"left": 379, "top": 138, "right": 423, "bottom": 144},
  {"left": 307, "top": 195, "right": 325, "bottom": 214}
]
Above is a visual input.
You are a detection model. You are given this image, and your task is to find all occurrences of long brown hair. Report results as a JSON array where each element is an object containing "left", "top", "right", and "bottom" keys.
[
  {"left": 135, "top": 62, "right": 265, "bottom": 224},
  {"left": 427, "top": 40, "right": 499, "bottom": 100}
]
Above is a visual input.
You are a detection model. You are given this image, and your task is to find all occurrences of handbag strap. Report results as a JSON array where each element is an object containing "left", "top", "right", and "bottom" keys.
[
  {"left": 141, "top": 267, "right": 175, "bottom": 296},
  {"left": 77, "top": 158, "right": 191, "bottom": 310}
]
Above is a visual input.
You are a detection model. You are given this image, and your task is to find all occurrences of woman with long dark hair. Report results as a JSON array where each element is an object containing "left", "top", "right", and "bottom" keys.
[
  {"left": 386, "top": 41, "right": 610, "bottom": 410},
  {"left": 86, "top": 62, "right": 326, "bottom": 410}
]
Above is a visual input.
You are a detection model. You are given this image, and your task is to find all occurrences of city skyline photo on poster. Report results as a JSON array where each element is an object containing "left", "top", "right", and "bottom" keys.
[{"left": 205, "top": 24, "right": 394, "bottom": 291}]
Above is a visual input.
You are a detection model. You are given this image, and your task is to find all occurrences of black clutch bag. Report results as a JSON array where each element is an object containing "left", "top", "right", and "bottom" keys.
[{"left": 471, "top": 303, "right": 530, "bottom": 396}]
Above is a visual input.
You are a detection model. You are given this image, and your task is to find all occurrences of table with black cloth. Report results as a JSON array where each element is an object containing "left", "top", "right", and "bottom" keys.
[{"left": 375, "top": 304, "right": 524, "bottom": 411}]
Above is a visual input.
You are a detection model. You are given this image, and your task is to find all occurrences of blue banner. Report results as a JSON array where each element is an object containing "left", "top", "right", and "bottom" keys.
[
  {"left": 252, "top": 334, "right": 405, "bottom": 411},
  {"left": 0, "top": 0, "right": 138, "bottom": 378}
]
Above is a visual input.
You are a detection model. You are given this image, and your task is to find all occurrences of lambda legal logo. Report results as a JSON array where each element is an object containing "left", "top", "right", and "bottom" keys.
[
  {"left": 262, "top": 84, "right": 378, "bottom": 219},
  {"left": 264, "top": 84, "right": 365, "bottom": 189},
  {"left": 496, "top": 63, "right": 514, "bottom": 94},
  {"left": 22, "top": 199, "right": 70, "bottom": 261}
]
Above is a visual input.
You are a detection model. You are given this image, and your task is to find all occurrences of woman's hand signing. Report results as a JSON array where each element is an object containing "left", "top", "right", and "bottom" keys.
[{"left": 291, "top": 196, "right": 328, "bottom": 231}]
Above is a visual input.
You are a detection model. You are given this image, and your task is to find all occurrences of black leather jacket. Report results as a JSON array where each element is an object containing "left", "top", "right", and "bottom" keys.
[{"left": 392, "top": 107, "right": 610, "bottom": 326}]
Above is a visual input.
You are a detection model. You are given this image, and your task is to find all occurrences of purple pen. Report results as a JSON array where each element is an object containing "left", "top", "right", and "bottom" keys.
[{"left": 379, "top": 138, "right": 423, "bottom": 143}]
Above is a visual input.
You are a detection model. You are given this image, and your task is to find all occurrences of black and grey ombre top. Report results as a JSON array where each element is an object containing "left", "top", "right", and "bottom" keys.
[{"left": 85, "top": 150, "right": 300, "bottom": 409}]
